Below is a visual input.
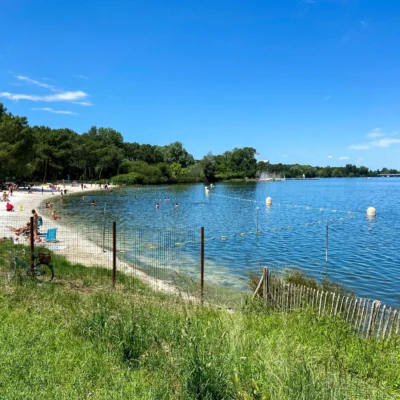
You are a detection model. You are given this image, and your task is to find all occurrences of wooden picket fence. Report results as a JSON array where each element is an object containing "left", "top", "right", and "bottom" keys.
[{"left": 253, "top": 267, "right": 400, "bottom": 340}]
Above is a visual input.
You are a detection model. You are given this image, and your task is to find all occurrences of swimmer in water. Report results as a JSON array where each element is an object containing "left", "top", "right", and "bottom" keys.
[
  {"left": 155, "top": 203, "right": 160, "bottom": 209},
  {"left": 175, "top": 202, "right": 179, "bottom": 208},
  {"left": 51, "top": 210, "right": 61, "bottom": 220},
  {"left": 90, "top": 201, "right": 95, "bottom": 207}
]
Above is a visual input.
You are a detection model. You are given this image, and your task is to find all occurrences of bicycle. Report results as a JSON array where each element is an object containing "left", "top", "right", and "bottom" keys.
[{"left": 8, "top": 248, "right": 54, "bottom": 282}]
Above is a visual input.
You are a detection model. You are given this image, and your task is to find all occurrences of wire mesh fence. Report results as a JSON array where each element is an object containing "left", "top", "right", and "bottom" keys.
[{"left": 1, "top": 213, "right": 399, "bottom": 339}]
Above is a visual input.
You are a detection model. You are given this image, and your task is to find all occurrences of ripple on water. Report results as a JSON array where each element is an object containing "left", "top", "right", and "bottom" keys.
[{"left": 56, "top": 180, "right": 400, "bottom": 307}]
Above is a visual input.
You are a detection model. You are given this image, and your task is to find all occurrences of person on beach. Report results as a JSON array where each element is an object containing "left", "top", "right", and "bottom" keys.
[
  {"left": 8, "top": 222, "right": 30, "bottom": 236},
  {"left": 41, "top": 187, "right": 44, "bottom": 195},
  {"left": 6, "top": 202, "right": 14, "bottom": 211},
  {"left": 51, "top": 210, "right": 61, "bottom": 221},
  {"left": 2, "top": 192, "right": 9, "bottom": 202}
]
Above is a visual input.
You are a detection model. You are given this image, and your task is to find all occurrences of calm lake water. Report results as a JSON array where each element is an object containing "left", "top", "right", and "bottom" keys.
[{"left": 55, "top": 179, "right": 400, "bottom": 307}]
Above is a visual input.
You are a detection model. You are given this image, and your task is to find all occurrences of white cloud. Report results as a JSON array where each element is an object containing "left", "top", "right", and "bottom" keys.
[
  {"left": 73, "top": 74, "right": 89, "bottom": 79},
  {"left": 328, "top": 155, "right": 332, "bottom": 158},
  {"left": 356, "top": 160, "right": 360, "bottom": 163},
  {"left": 339, "top": 156, "right": 349, "bottom": 160},
  {"left": 282, "top": 154, "right": 288, "bottom": 158},
  {"left": 348, "top": 128, "right": 400, "bottom": 150},
  {"left": 367, "top": 128, "right": 384, "bottom": 138},
  {"left": 370, "top": 138, "right": 400, "bottom": 148},
  {"left": 324, "top": 95, "right": 332, "bottom": 101},
  {"left": 349, "top": 143, "right": 371, "bottom": 150},
  {"left": 72, "top": 101, "right": 92, "bottom": 106},
  {"left": 0, "top": 90, "right": 88, "bottom": 102},
  {"left": 1, "top": 75, "right": 92, "bottom": 108},
  {"left": 31, "top": 107, "right": 77, "bottom": 115},
  {"left": 16, "top": 75, "right": 58, "bottom": 92}
]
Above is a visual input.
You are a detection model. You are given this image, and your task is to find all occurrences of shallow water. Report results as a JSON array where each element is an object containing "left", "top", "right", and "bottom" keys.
[{"left": 54, "top": 178, "right": 400, "bottom": 307}]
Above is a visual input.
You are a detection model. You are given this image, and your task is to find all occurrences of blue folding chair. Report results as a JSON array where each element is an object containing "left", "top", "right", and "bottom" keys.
[{"left": 41, "top": 228, "right": 58, "bottom": 242}]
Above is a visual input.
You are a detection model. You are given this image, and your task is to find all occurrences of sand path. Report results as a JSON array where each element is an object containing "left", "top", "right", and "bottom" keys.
[{"left": 0, "top": 184, "right": 189, "bottom": 297}]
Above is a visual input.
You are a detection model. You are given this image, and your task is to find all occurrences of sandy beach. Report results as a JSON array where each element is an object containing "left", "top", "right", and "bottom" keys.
[{"left": 0, "top": 185, "right": 187, "bottom": 297}]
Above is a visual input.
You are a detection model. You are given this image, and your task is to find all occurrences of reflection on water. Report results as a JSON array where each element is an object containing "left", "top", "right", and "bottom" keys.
[{"left": 53, "top": 179, "right": 400, "bottom": 307}]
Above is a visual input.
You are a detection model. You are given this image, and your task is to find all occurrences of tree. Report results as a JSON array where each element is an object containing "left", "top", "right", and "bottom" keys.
[
  {"left": 0, "top": 105, "right": 34, "bottom": 180},
  {"left": 202, "top": 152, "right": 216, "bottom": 182},
  {"left": 162, "top": 141, "right": 194, "bottom": 168}
]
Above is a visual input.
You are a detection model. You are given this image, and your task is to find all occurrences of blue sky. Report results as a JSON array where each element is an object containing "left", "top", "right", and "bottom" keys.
[{"left": 1, "top": 0, "right": 399, "bottom": 169}]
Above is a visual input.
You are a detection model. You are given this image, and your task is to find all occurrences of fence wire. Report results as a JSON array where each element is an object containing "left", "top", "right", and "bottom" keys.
[{"left": 1, "top": 213, "right": 399, "bottom": 339}]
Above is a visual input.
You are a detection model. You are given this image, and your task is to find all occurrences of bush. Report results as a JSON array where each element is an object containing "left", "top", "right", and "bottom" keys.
[{"left": 112, "top": 172, "right": 146, "bottom": 184}]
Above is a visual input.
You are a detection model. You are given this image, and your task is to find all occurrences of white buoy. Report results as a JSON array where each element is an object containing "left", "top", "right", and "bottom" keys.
[
  {"left": 266, "top": 197, "right": 272, "bottom": 206},
  {"left": 367, "top": 206, "right": 376, "bottom": 218}
]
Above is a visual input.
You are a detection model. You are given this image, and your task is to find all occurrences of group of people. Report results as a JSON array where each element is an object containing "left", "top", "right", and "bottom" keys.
[
  {"left": 155, "top": 200, "right": 179, "bottom": 209},
  {"left": 45, "top": 202, "right": 61, "bottom": 220},
  {"left": 8, "top": 206, "right": 61, "bottom": 241},
  {"left": 8, "top": 209, "right": 41, "bottom": 242}
]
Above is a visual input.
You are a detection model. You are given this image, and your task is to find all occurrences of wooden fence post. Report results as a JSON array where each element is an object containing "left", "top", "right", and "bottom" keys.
[
  {"left": 367, "top": 300, "right": 381, "bottom": 338},
  {"left": 252, "top": 267, "right": 265, "bottom": 300}
]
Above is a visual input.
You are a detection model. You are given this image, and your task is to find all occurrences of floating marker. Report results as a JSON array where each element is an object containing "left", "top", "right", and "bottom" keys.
[
  {"left": 367, "top": 206, "right": 376, "bottom": 218},
  {"left": 266, "top": 197, "right": 272, "bottom": 206}
]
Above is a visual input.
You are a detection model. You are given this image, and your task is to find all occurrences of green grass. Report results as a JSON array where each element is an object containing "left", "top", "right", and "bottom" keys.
[{"left": 0, "top": 241, "right": 399, "bottom": 399}]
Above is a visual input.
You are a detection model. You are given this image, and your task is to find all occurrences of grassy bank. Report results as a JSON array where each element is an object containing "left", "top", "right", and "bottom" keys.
[{"left": 0, "top": 242, "right": 399, "bottom": 399}]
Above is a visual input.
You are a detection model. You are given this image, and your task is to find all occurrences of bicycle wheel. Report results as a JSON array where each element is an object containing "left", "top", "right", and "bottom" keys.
[
  {"left": 30, "top": 263, "right": 54, "bottom": 282},
  {"left": 7, "top": 259, "right": 17, "bottom": 280}
]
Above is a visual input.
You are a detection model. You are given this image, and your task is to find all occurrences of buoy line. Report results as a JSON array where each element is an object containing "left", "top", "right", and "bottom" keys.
[
  {"left": 118, "top": 214, "right": 357, "bottom": 254},
  {"left": 208, "top": 193, "right": 360, "bottom": 215}
]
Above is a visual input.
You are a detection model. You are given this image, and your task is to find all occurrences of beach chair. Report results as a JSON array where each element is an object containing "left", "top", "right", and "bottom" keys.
[{"left": 40, "top": 228, "right": 58, "bottom": 243}]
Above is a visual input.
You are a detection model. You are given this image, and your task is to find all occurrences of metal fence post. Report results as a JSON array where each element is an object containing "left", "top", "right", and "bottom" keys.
[
  {"left": 102, "top": 202, "right": 107, "bottom": 252},
  {"left": 112, "top": 221, "right": 116, "bottom": 288},
  {"left": 30, "top": 216, "right": 35, "bottom": 276},
  {"left": 325, "top": 223, "right": 329, "bottom": 268},
  {"left": 200, "top": 227, "right": 204, "bottom": 305}
]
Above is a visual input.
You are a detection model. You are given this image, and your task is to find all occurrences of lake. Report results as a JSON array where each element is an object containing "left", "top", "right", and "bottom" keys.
[{"left": 55, "top": 178, "right": 400, "bottom": 307}]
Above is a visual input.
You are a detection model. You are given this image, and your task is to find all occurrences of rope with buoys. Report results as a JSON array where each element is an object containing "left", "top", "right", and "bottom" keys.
[
  {"left": 208, "top": 192, "right": 360, "bottom": 215},
  {"left": 119, "top": 214, "right": 357, "bottom": 253}
]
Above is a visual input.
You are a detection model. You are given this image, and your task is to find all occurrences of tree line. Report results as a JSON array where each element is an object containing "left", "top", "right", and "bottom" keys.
[
  {"left": 258, "top": 162, "right": 399, "bottom": 178},
  {"left": 0, "top": 103, "right": 397, "bottom": 184}
]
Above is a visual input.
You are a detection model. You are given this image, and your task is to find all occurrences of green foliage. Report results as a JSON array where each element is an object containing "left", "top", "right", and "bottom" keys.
[
  {"left": 202, "top": 152, "right": 216, "bottom": 182},
  {"left": 0, "top": 241, "right": 398, "bottom": 399},
  {"left": 0, "top": 104, "right": 35, "bottom": 180},
  {"left": 112, "top": 172, "right": 146, "bottom": 184},
  {"left": 259, "top": 161, "right": 395, "bottom": 178},
  {"left": 0, "top": 102, "right": 396, "bottom": 184}
]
